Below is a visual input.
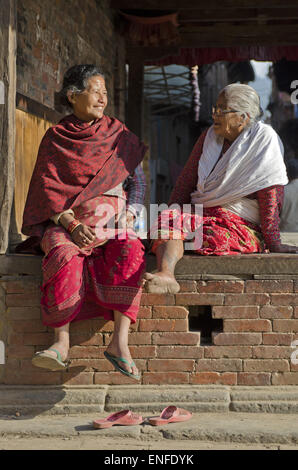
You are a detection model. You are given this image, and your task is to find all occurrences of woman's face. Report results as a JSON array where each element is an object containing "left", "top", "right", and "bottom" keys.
[
  {"left": 212, "top": 93, "right": 249, "bottom": 142},
  {"left": 67, "top": 75, "right": 108, "bottom": 123}
]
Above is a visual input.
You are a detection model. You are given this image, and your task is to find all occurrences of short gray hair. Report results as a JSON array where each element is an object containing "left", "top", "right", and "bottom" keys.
[
  {"left": 220, "top": 83, "right": 263, "bottom": 123},
  {"left": 59, "top": 64, "right": 105, "bottom": 109}
]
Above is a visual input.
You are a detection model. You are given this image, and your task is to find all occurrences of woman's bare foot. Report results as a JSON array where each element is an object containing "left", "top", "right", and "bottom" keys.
[
  {"left": 143, "top": 271, "right": 180, "bottom": 294},
  {"left": 105, "top": 342, "right": 139, "bottom": 377},
  {"left": 37, "top": 342, "right": 69, "bottom": 362}
]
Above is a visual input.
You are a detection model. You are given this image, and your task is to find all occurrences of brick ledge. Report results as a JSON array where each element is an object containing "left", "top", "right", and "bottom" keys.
[{"left": 1, "top": 253, "right": 298, "bottom": 277}]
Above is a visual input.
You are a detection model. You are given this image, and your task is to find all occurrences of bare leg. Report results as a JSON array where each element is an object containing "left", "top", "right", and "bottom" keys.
[
  {"left": 39, "top": 323, "right": 70, "bottom": 362},
  {"left": 105, "top": 310, "right": 139, "bottom": 377},
  {"left": 143, "top": 239, "right": 184, "bottom": 294}
]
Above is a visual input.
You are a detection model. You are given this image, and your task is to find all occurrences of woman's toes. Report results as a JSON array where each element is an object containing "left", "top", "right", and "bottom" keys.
[
  {"left": 131, "top": 363, "right": 139, "bottom": 376},
  {"left": 120, "top": 359, "right": 133, "bottom": 374},
  {"left": 44, "top": 345, "right": 68, "bottom": 362},
  {"left": 105, "top": 346, "right": 139, "bottom": 376},
  {"left": 144, "top": 277, "right": 180, "bottom": 294},
  {"left": 143, "top": 272, "right": 155, "bottom": 280},
  {"left": 145, "top": 283, "right": 166, "bottom": 293}
]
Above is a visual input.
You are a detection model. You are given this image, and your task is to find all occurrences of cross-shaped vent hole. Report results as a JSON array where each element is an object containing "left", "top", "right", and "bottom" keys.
[{"left": 188, "top": 305, "right": 223, "bottom": 345}]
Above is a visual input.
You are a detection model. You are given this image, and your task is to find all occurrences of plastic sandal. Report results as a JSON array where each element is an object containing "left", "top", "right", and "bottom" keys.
[
  {"left": 32, "top": 348, "right": 69, "bottom": 371},
  {"left": 93, "top": 410, "right": 143, "bottom": 429},
  {"left": 148, "top": 406, "right": 192, "bottom": 426},
  {"left": 104, "top": 351, "right": 140, "bottom": 381}
]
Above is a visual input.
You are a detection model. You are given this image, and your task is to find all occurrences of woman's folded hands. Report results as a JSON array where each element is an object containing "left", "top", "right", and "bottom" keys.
[{"left": 70, "top": 223, "right": 96, "bottom": 248}]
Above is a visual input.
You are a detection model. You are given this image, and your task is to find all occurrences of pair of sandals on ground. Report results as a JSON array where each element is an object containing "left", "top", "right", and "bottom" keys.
[
  {"left": 32, "top": 351, "right": 193, "bottom": 428},
  {"left": 93, "top": 406, "right": 192, "bottom": 429},
  {"left": 32, "top": 348, "right": 140, "bottom": 380}
]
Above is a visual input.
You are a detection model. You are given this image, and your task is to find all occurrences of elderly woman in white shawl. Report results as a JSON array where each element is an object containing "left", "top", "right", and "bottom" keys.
[{"left": 144, "top": 83, "right": 298, "bottom": 294}]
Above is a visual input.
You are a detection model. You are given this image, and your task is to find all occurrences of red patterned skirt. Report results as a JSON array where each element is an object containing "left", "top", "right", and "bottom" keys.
[
  {"left": 151, "top": 206, "right": 264, "bottom": 256},
  {"left": 40, "top": 196, "right": 145, "bottom": 328},
  {"left": 40, "top": 237, "right": 145, "bottom": 328}
]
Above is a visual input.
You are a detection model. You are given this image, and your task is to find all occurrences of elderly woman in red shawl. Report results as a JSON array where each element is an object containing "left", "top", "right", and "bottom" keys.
[{"left": 20, "top": 65, "right": 147, "bottom": 380}]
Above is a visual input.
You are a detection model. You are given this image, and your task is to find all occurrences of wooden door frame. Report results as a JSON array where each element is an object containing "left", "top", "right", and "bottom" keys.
[{"left": 0, "top": 0, "right": 17, "bottom": 254}]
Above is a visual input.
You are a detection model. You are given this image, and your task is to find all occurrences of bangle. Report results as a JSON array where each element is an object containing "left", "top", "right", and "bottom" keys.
[{"left": 66, "top": 219, "right": 82, "bottom": 234}]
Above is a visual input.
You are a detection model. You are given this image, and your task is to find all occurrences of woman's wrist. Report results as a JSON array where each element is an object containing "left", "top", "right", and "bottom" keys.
[
  {"left": 59, "top": 214, "right": 82, "bottom": 234},
  {"left": 59, "top": 213, "right": 75, "bottom": 229},
  {"left": 66, "top": 219, "right": 82, "bottom": 234},
  {"left": 51, "top": 209, "right": 74, "bottom": 226}
]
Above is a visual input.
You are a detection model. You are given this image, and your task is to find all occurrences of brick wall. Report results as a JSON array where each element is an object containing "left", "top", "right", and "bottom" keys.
[
  {"left": 1, "top": 265, "right": 297, "bottom": 387},
  {"left": 17, "top": 0, "right": 126, "bottom": 120}
]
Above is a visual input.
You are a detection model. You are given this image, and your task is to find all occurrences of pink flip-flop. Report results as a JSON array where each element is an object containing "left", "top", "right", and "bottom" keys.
[
  {"left": 93, "top": 410, "right": 143, "bottom": 429},
  {"left": 148, "top": 406, "right": 192, "bottom": 426}
]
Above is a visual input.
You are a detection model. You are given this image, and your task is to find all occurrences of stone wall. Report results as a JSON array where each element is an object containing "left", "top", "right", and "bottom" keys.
[
  {"left": 17, "top": 0, "right": 126, "bottom": 120},
  {"left": 1, "top": 254, "right": 297, "bottom": 387}
]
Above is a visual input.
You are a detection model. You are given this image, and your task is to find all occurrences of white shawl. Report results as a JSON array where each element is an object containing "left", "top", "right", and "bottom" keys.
[{"left": 190, "top": 122, "right": 288, "bottom": 224}]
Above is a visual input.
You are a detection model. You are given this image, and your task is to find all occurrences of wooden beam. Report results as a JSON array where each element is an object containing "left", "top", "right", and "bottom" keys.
[
  {"left": 179, "top": 32, "right": 298, "bottom": 47},
  {"left": 179, "top": 8, "right": 298, "bottom": 22},
  {"left": 16, "top": 93, "right": 63, "bottom": 123},
  {"left": 128, "top": 40, "right": 298, "bottom": 54},
  {"left": 126, "top": 56, "right": 144, "bottom": 139},
  {"left": 179, "top": 23, "right": 298, "bottom": 46},
  {"left": 0, "top": 0, "right": 17, "bottom": 254},
  {"left": 127, "top": 46, "right": 179, "bottom": 62},
  {"left": 111, "top": 0, "right": 298, "bottom": 10},
  {"left": 127, "top": 25, "right": 298, "bottom": 50},
  {"left": 180, "top": 24, "right": 298, "bottom": 36}
]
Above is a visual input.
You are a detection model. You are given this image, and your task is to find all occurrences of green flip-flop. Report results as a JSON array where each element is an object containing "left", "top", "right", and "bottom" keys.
[
  {"left": 104, "top": 351, "right": 140, "bottom": 381},
  {"left": 32, "top": 348, "right": 69, "bottom": 371}
]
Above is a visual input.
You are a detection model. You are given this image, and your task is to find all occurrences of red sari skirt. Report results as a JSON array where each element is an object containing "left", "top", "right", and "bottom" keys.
[
  {"left": 40, "top": 196, "right": 145, "bottom": 328},
  {"left": 151, "top": 206, "right": 264, "bottom": 256}
]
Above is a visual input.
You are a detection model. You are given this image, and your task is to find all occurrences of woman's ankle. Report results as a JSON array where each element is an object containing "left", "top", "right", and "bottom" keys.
[{"left": 154, "top": 270, "right": 176, "bottom": 278}]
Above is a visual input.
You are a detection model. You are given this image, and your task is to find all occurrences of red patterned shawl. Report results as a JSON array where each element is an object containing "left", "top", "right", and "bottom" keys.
[{"left": 21, "top": 114, "right": 147, "bottom": 239}]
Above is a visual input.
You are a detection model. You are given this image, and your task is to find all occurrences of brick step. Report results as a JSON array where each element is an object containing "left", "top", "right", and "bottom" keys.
[
  {"left": 1, "top": 267, "right": 298, "bottom": 386},
  {"left": 1, "top": 385, "right": 298, "bottom": 416}
]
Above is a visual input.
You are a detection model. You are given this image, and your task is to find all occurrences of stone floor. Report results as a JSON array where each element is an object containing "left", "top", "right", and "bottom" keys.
[{"left": 0, "top": 411, "right": 297, "bottom": 450}]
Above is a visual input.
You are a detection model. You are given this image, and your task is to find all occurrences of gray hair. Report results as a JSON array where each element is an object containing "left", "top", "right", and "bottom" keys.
[
  {"left": 220, "top": 83, "right": 263, "bottom": 123},
  {"left": 59, "top": 64, "right": 105, "bottom": 109}
]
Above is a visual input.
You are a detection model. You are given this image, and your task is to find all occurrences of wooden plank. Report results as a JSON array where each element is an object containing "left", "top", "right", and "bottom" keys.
[
  {"left": 128, "top": 31, "right": 298, "bottom": 50},
  {"left": 127, "top": 46, "right": 179, "bottom": 62},
  {"left": 179, "top": 32, "right": 298, "bottom": 47},
  {"left": 127, "top": 56, "right": 144, "bottom": 139},
  {"left": 133, "top": 40, "right": 298, "bottom": 54},
  {"left": 179, "top": 24, "right": 298, "bottom": 36},
  {"left": 111, "top": 0, "right": 298, "bottom": 10},
  {"left": 16, "top": 93, "right": 63, "bottom": 124},
  {"left": 14, "top": 95, "right": 61, "bottom": 241},
  {"left": 14, "top": 110, "right": 53, "bottom": 238},
  {"left": 127, "top": 24, "right": 298, "bottom": 49},
  {"left": 0, "top": 0, "right": 17, "bottom": 254},
  {"left": 179, "top": 8, "right": 298, "bottom": 22}
]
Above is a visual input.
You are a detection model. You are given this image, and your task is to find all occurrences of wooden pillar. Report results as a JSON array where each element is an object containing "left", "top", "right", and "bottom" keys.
[
  {"left": 0, "top": 0, "right": 17, "bottom": 253},
  {"left": 127, "top": 55, "right": 144, "bottom": 139}
]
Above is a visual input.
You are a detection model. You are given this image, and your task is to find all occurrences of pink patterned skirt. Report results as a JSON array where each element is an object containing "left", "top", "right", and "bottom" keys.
[{"left": 40, "top": 196, "right": 145, "bottom": 328}]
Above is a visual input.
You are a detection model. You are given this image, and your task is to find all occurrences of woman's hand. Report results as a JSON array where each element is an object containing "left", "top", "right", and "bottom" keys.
[
  {"left": 126, "top": 211, "right": 135, "bottom": 229},
  {"left": 116, "top": 210, "right": 135, "bottom": 230},
  {"left": 269, "top": 243, "right": 298, "bottom": 254},
  {"left": 71, "top": 223, "right": 96, "bottom": 248}
]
